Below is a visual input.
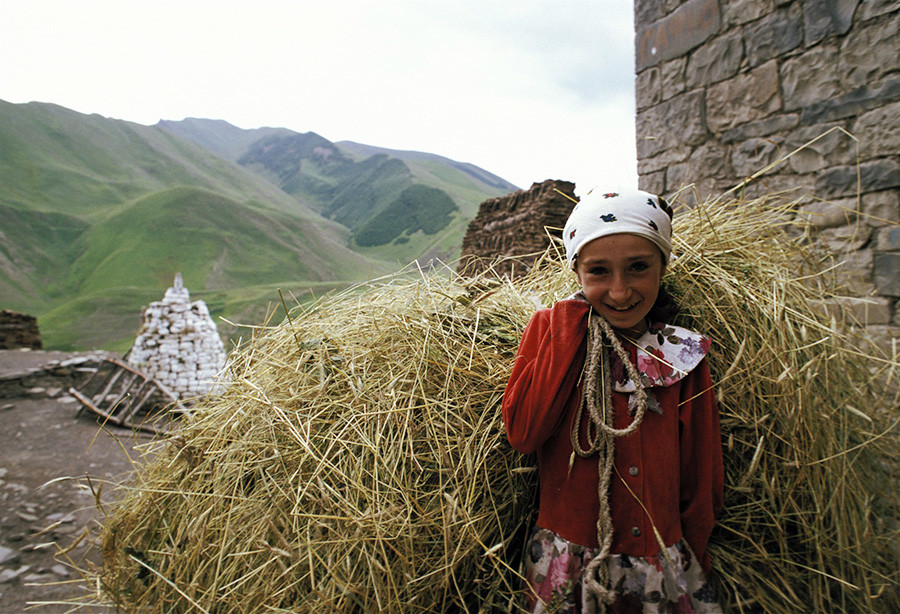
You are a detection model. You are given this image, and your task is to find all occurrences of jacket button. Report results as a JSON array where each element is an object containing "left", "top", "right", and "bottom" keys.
[
  {"left": 629, "top": 465, "right": 639, "bottom": 476},
  {"left": 631, "top": 526, "right": 641, "bottom": 537}
]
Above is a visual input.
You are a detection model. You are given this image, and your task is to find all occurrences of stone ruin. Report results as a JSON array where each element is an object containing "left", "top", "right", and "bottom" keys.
[
  {"left": 0, "top": 310, "right": 42, "bottom": 350},
  {"left": 127, "top": 274, "right": 227, "bottom": 400},
  {"left": 458, "top": 179, "right": 577, "bottom": 278}
]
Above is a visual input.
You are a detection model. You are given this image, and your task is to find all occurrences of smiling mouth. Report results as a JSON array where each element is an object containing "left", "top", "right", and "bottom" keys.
[{"left": 607, "top": 303, "right": 639, "bottom": 312}]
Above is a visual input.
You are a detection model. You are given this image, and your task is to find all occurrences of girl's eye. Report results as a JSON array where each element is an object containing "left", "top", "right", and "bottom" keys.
[
  {"left": 589, "top": 266, "right": 608, "bottom": 276},
  {"left": 630, "top": 261, "right": 649, "bottom": 272}
]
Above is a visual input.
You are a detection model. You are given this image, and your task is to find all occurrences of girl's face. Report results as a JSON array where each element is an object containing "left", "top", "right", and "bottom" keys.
[{"left": 574, "top": 233, "right": 665, "bottom": 333}]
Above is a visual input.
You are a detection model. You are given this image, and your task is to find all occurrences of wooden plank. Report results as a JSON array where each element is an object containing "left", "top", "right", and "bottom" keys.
[
  {"left": 69, "top": 386, "right": 165, "bottom": 435},
  {"left": 101, "top": 372, "right": 141, "bottom": 419},
  {"left": 69, "top": 357, "right": 187, "bottom": 435},
  {"left": 94, "top": 368, "right": 125, "bottom": 407},
  {"left": 69, "top": 388, "right": 123, "bottom": 425}
]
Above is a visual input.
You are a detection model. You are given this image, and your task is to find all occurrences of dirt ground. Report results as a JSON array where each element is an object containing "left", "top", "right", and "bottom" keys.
[{"left": 0, "top": 350, "right": 156, "bottom": 613}]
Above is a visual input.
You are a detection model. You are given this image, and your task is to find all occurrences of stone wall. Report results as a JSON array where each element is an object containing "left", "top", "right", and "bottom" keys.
[
  {"left": 0, "top": 311, "right": 42, "bottom": 350},
  {"left": 458, "top": 179, "right": 577, "bottom": 278},
  {"left": 634, "top": 0, "right": 900, "bottom": 343},
  {"left": 127, "top": 274, "right": 227, "bottom": 400},
  {"left": 0, "top": 352, "right": 113, "bottom": 400}
]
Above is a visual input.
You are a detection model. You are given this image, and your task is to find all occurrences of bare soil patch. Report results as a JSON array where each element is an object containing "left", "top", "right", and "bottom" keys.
[{"left": 1, "top": 351, "right": 153, "bottom": 612}]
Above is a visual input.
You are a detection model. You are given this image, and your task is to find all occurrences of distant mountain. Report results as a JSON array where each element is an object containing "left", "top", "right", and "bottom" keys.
[
  {"left": 0, "top": 101, "right": 517, "bottom": 351},
  {"left": 159, "top": 118, "right": 518, "bottom": 265}
]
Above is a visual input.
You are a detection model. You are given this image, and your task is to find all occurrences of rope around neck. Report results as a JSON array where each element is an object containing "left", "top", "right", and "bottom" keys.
[{"left": 570, "top": 313, "right": 649, "bottom": 610}]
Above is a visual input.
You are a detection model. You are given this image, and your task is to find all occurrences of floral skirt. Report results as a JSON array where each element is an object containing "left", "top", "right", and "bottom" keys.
[{"left": 523, "top": 527, "right": 721, "bottom": 614}]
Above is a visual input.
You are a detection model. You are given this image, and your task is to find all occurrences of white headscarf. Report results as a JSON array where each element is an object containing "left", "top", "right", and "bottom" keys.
[{"left": 563, "top": 188, "right": 673, "bottom": 269}]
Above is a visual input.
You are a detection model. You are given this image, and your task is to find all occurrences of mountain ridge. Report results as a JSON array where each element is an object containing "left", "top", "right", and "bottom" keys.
[{"left": 1, "top": 100, "right": 518, "bottom": 351}]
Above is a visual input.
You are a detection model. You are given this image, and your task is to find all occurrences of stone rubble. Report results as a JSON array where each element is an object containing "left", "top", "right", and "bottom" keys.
[
  {"left": 127, "top": 273, "right": 227, "bottom": 400},
  {"left": 458, "top": 179, "right": 577, "bottom": 279},
  {"left": 0, "top": 311, "right": 42, "bottom": 350},
  {"left": 0, "top": 352, "right": 114, "bottom": 400}
]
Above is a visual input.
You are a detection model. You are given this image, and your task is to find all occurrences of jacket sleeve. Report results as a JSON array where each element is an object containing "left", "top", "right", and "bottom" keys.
[
  {"left": 678, "top": 356, "right": 724, "bottom": 574},
  {"left": 501, "top": 301, "right": 589, "bottom": 454}
]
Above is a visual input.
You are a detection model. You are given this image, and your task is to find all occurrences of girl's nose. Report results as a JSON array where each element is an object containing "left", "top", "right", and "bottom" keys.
[{"left": 608, "top": 274, "right": 630, "bottom": 302}]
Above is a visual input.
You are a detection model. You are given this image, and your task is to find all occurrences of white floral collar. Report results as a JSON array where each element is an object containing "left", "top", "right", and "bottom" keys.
[
  {"left": 611, "top": 322, "right": 711, "bottom": 393},
  {"left": 563, "top": 292, "right": 710, "bottom": 392}
]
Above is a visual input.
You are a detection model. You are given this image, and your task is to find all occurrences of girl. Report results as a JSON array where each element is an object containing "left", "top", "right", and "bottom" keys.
[{"left": 502, "top": 189, "right": 723, "bottom": 613}]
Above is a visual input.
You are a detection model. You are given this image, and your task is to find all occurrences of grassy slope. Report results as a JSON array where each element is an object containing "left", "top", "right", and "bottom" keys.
[
  {"left": 336, "top": 142, "right": 520, "bottom": 266},
  {"left": 155, "top": 118, "right": 292, "bottom": 161},
  {"left": 42, "top": 186, "right": 391, "bottom": 351},
  {"left": 159, "top": 120, "right": 519, "bottom": 265},
  {"left": 0, "top": 101, "right": 335, "bottom": 221},
  {"left": 0, "top": 101, "right": 394, "bottom": 350}
]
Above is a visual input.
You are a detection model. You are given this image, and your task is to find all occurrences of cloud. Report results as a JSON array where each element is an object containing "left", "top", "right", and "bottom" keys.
[{"left": 0, "top": 0, "right": 638, "bottom": 191}]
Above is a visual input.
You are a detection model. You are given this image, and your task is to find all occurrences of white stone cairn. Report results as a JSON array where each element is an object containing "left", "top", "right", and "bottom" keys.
[{"left": 127, "top": 273, "right": 228, "bottom": 399}]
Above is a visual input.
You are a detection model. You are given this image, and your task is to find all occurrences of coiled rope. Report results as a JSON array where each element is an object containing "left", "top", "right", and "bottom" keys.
[{"left": 570, "top": 312, "right": 649, "bottom": 611}]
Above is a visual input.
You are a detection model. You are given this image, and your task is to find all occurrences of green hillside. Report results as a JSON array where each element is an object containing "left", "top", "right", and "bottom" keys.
[
  {"left": 67, "top": 187, "right": 382, "bottom": 295},
  {"left": 0, "top": 101, "right": 321, "bottom": 220},
  {"left": 159, "top": 119, "right": 518, "bottom": 265},
  {"left": 0, "top": 101, "right": 394, "bottom": 350},
  {"left": 0, "top": 101, "right": 518, "bottom": 351}
]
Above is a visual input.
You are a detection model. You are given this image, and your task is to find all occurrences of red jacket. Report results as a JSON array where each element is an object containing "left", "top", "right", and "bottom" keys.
[{"left": 502, "top": 299, "right": 724, "bottom": 572}]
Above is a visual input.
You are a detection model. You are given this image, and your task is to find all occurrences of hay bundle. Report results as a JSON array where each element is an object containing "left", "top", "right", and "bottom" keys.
[{"left": 97, "top": 193, "right": 898, "bottom": 613}]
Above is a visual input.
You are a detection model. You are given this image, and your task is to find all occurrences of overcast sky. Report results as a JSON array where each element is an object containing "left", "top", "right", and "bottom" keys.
[{"left": 1, "top": 0, "right": 637, "bottom": 194}]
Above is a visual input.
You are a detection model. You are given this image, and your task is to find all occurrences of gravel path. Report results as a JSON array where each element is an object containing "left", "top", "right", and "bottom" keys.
[{"left": 0, "top": 350, "right": 153, "bottom": 612}]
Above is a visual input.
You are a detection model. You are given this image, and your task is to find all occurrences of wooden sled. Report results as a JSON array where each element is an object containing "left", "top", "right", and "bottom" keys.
[{"left": 70, "top": 356, "right": 186, "bottom": 434}]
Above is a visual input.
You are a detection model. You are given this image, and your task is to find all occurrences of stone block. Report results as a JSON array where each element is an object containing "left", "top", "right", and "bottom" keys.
[
  {"left": 743, "top": 4, "right": 804, "bottom": 67},
  {"left": 839, "top": 17, "right": 900, "bottom": 88},
  {"left": 862, "top": 190, "right": 900, "bottom": 223},
  {"left": 781, "top": 44, "right": 842, "bottom": 111},
  {"left": 721, "top": 0, "right": 772, "bottom": 27},
  {"left": 661, "top": 57, "right": 688, "bottom": 101},
  {"left": 686, "top": 30, "right": 744, "bottom": 88},
  {"left": 731, "top": 137, "right": 783, "bottom": 177},
  {"left": 734, "top": 173, "right": 818, "bottom": 201},
  {"left": 636, "top": 90, "right": 708, "bottom": 158},
  {"left": 864, "top": 324, "right": 900, "bottom": 356},
  {"left": 858, "top": 0, "right": 900, "bottom": 20},
  {"left": 636, "top": 67, "right": 662, "bottom": 110},
  {"left": 798, "top": 196, "right": 858, "bottom": 228},
  {"left": 634, "top": 0, "right": 666, "bottom": 28},
  {"left": 853, "top": 100, "right": 900, "bottom": 158},
  {"left": 721, "top": 113, "right": 800, "bottom": 143},
  {"left": 874, "top": 252, "right": 900, "bottom": 295},
  {"left": 789, "top": 147, "right": 830, "bottom": 174},
  {"left": 669, "top": 176, "right": 723, "bottom": 204},
  {"left": 636, "top": 0, "right": 722, "bottom": 69},
  {"left": 691, "top": 140, "right": 733, "bottom": 177},
  {"left": 832, "top": 248, "right": 875, "bottom": 295},
  {"left": 876, "top": 225, "right": 900, "bottom": 250},
  {"left": 706, "top": 61, "right": 782, "bottom": 133},
  {"left": 785, "top": 123, "right": 858, "bottom": 167},
  {"left": 637, "top": 144, "right": 692, "bottom": 174},
  {"left": 664, "top": 141, "right": 733, "bottom": 196},
  {"left": 800, "top": 75, "right": 900, "bottom": 124},
  {"left": 812, "top": 297, "right": 892, "bottom": 325},
  {"left": 818, "top": 223, "right": 873, "bottom": 252},
  {"left": 816, "top": 159, "right": 900, "bottom": 198},
  {"left": 803, "top": 0, "right": 861, "bottom": 46}
]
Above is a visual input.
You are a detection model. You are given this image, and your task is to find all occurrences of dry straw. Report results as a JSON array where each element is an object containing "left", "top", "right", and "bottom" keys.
[{"left": 95, "top": 192, "right": 898, "bottom": 613}]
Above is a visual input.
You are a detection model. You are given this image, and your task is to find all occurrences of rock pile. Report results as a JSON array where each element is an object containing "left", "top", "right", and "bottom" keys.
[
  {"left": 127, "top": 274, "right": 227, "bottom": 400},
  {"left": 458, "top": 179, "right": 577, "bottom": 278},
  {"left": 0, "top": 311, "right": 42, "bottom": 350}
]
